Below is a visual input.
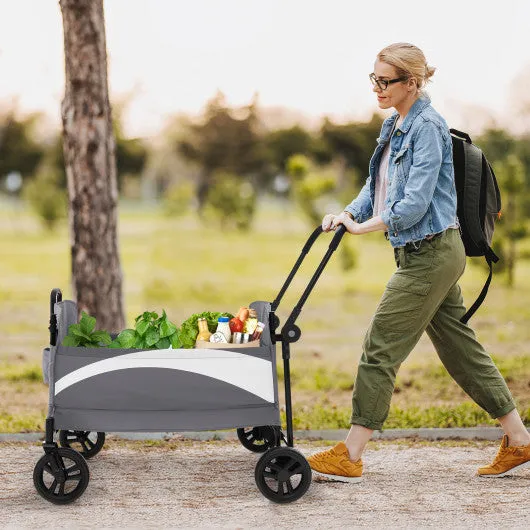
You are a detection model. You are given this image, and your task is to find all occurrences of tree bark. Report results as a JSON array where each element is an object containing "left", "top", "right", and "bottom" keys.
[{"left": 60, "top": 0, "right": 125, "bottom": 332}]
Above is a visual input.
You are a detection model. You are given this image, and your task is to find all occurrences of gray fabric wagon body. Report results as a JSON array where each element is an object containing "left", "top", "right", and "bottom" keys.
[{"left": 42, "top": 301, "right": 280, "bottom": 432}]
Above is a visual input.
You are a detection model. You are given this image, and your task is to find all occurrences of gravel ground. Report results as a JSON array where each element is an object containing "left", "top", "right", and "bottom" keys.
[{"left": 1, "top": 439, "right": 529, "bottom": 528}]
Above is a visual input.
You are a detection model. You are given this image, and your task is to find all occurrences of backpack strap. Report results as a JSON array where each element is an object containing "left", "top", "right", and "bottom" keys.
[
  {"left": 460, "top": 247, "right": 499, "bottom": 325},
  {"left": 450, "top": 128, "right": 472, "bottom": 144}
]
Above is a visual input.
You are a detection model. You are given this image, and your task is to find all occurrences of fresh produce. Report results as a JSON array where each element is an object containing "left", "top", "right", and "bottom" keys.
[
  {"left": 62, "top": 312, "right": 112, "bottom": 348},
  {"left": 229, "top": 317, "right": 244, "bottom": 333},
  {"left": 109, "top": 310, "right": 180, "bottom": 350},
  {"left": 176, "top": 311, "right": 233, "bottom": 349},
  {"left": 62, "top": 308, "right": 236, "bottom": 350}
]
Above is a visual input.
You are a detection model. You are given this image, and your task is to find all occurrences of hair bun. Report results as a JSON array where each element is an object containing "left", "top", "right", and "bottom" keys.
[{"left": 425, "top": 64, "right": 436, "bottom": 80}]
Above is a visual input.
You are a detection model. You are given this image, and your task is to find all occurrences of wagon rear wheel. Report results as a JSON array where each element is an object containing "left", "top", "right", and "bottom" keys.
[
  {"left": 237, "top": 426, "right": 279, "bottom": 453},
  {"left": 59, "top": 430, "right": 105, "bottom": 459}
]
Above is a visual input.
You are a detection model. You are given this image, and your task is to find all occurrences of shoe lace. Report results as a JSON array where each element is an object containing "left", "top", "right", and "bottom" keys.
[
  {"left": 311, "top": 447, "right": 338, "bottom": 462},
  {"left": 491, "top": 445, "right": 517, "bottom": 467}
]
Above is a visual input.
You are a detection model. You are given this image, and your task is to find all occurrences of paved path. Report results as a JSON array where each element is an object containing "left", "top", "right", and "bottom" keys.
[{"left": 1, "top": 439, "right": 529, "bottom": 528}]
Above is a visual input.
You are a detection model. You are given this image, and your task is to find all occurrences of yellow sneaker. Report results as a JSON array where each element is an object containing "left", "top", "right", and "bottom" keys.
[
  {"left": 477, "top": 435, "right": 530, "bottom": 477},
  {"left": 307, "top": 442, "right": 362, "bottom": 483}
]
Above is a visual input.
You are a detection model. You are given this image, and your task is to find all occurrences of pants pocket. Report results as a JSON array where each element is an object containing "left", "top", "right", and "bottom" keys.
[{"left": 375, "top": 273, "right": 431, "bottom": 335}]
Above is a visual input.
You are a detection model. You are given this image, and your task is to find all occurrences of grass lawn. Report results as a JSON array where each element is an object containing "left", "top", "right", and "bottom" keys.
[{"left": 1, "top": 197, "right": 529, "bottom": 432}]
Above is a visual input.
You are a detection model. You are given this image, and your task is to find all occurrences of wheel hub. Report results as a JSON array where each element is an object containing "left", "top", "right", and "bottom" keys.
[{"left": 277, "top": 469, "right": 291, "bottom": 483}]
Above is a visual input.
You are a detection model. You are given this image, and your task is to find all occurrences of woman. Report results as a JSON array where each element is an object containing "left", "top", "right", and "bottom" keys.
[{"left": 307, "top": 43, "right": 530, "bottom": 482}]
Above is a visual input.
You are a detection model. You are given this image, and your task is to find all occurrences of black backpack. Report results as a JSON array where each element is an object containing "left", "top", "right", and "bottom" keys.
[{"left": 450, "top": 129, "right": 501, "bottom": 324}]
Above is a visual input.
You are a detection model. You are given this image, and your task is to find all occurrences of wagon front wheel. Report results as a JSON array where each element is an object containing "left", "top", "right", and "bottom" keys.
[
  {"left": 33, "top": 447, "right": 89, "bottom": 504},
  {"left": 59, "top": 430, "right": 105, "bottom": 459},
  {"left": 255, "top": 447, "right": 311, "bottom": 503},
  {"left": 237, "top": 426, "right": 279, "bottom": 453}
]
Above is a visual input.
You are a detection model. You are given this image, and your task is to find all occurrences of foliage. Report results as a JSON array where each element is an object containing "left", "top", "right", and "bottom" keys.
[
  {"left": 265, "top": 126, "right": 316, "bottom": 171},
  {"left": 174, "top": 311, "right": 234, "bottom": 349},
  {"left": 112, "top": 99, "right": 148, "bottom": 187},
  {"left": 203, "top": 171, "right": 257, "bottom": 230},
  {"left": 0, "top": 110, "right": 45, "bottom": 189},
  {"left": 63, "top": 312, "right": 112, "bottom": 347},
  {"left": 285, "top": 154, "right": 311, "bottom": 180},
  {"left": 0, "top": 362, "right": 42, "bottom": 382},
  {"left": 492, "top": 155, "right": 528, "bottom": 286},
  {"left": 285, "top": 154, "right": 357, "bottom": 272},
  {"left": 320, "top": 113, "right": 383, "bottom": 189},
  {"left": 109, "top": 310, "right": 180, "bottom": 350},
  {"left": 163, "top": 181, "right": 194, "bottom": 217},
  {"left": 177, "top": 91, "right": 266, "bottom": 210},
  {"left": 23, "top": 168, "right": 67, "bottom": 230}
]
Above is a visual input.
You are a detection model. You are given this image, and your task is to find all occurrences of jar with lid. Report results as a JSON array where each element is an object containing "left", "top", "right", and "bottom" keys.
[
  {"left": 215, "top": 316, "right": 232, "bottom": 343},
  {"left": 196, "top": 317, "right": 212, "bottom": 342}
]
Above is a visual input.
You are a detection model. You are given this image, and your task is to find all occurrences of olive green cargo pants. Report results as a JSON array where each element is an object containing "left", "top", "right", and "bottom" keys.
[{"left": 350, "top": 228, "right": 516, "bottom": 430}]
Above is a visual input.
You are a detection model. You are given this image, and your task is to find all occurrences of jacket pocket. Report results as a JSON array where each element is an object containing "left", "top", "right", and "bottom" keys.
[
  {"left": 394, "top": 147, "right": 409, "bottom": 164},
  {"left": 393, "top": 146, "right": 411, "bottom": 182}
]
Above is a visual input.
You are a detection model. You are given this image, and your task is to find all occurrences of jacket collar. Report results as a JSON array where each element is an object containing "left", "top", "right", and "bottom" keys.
[{"left": 393, "top": 94, "right": 431, "bottom": 133}]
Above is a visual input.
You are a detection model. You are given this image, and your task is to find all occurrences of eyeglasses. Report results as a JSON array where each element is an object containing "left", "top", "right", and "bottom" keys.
[{"left": 369, "top": 73, "right": 408, "bottom": 91}]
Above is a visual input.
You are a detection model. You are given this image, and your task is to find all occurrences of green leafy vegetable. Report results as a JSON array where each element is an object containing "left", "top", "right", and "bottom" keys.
[
  {"left": 177, "top": 311, "right": 233, "bottom": 349},
  {"left": 109, "top": 309, "right": 180, "bottom": 350},
  {"left": 62, "top": 312, "right": 112, "bottom": 348}
]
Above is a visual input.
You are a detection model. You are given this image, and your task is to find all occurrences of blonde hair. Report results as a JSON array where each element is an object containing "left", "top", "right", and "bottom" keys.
[{"left": 377, "top": 43, "right": 436, "bottom": 93}]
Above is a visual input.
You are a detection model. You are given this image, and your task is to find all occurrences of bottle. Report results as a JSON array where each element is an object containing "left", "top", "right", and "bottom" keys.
[
  {"left": 196, "top": 318, "right": 212, "bottom": 342},
  {"left": 210, "top": 331, "right": 228, "bottom": 343},
  {"left": 215, "top": 316, "right": 232, "bottom": 343},
  {"left": 251, "top": 321, "right": 265, "bottom": 342},
  {"left": 244, "top": 309, "right": 258, "bottom": 335}
]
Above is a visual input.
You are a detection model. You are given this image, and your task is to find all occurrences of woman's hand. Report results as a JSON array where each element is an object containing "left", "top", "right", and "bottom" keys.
[
  {"left": 322, "top": 213, "right": 339, "bottom": 232},
  {"left": 331, "top": 212, "right": 360, "bottom": 234},
  {"left": 322, "top": 212, "right": 360, "bottom": 234}
]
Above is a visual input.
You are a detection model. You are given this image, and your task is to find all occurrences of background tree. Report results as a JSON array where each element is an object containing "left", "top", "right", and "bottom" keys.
[
  {"left": 286, "top": 154, "right": 357, "bottom": 271},
  {"left": 265, "top": 125, "right": 316, "bottom": 172},
  {"left": 177, "top": 91, "right": 266, "bottom": 213},
  {"left": 60, "top": 0, "right": 125, "bottom": 332},
  {"left": 493, "top": 155, "right": 527, "bottom": 287},
  {"left": 0, "top": 110, "right": 45, "bottom": 191},
  {"left": 320, "top": 113, "right": 383, "bottom": 191}
]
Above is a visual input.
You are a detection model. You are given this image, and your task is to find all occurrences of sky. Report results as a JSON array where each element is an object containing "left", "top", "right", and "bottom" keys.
[{"left": 1, "top": 0, "right": 530, "bottom": 138}]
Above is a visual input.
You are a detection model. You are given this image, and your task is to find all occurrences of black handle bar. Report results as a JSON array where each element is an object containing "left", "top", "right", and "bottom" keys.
[
  {"left": 49, "top": 288, "right": 62, "bottom": 346},
  {"left": 270, "top": 224, "right": 347, "bottom": 343}
]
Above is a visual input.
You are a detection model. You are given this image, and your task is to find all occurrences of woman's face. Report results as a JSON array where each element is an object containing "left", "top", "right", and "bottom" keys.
[{"left": 371, "top": 59, "right": 414, "bottom": 111}]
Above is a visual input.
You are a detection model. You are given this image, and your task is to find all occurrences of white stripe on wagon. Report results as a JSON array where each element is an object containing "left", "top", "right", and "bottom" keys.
[{"left": 54, "top": 349, "right": 275, "bottom": 402}]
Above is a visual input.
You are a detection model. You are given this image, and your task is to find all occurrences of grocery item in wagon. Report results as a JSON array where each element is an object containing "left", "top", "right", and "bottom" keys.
[
  {"left": 212, "top": 316, "right": 232, "bottom": 343},
  {"left": 210, "top": 331, "right": 228, "bottom": 343},
  {"left": 251, "top": 321, "right": 265, "bottom": 342},
  {"left": 229, "top": 307, "right": 249, "bottom": 334},
  {"left": 196, "top": 317, "right": 212, "bottom": 342},
  {"left": 244, "top": 309, "right": 258, "bottom": 335}
]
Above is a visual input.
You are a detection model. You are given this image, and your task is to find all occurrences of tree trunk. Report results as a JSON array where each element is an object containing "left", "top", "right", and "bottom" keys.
[{"left": 60, "top": 0, "right": 125, "bottom": 332}]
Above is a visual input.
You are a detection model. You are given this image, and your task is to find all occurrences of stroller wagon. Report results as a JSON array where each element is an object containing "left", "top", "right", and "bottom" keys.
[{"left": 35, "top": 225, "right": 346, "bottom": 504}]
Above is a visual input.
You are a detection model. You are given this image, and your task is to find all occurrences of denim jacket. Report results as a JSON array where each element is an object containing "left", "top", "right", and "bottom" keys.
[{"left": 344, "top": 95, "right": 458, "bottom": 248}]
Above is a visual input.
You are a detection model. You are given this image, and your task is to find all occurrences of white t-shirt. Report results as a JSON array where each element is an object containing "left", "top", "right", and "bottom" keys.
[{"left": 373, "top": 142, "right": 391, "bottom": 217}]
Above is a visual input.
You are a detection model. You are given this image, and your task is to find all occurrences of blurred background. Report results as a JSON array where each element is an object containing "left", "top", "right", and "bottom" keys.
[{"left": 1, "top": 0, "right": 529, "bottom": 432}]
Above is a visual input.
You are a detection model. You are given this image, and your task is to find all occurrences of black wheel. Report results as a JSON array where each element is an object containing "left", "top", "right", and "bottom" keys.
[
  {"left": 237, "top": 426, "right": 279, "bottom": 453},
  {"left": 33, "top": 447, "right": 89, "bottom": 504},
  {"left": 59, "top": 430, "right": 105, "bottom": 459},
  {"left": 255, "top": 447, "right": 312, "bottom": 503}
]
